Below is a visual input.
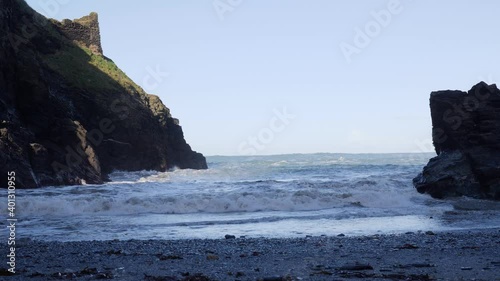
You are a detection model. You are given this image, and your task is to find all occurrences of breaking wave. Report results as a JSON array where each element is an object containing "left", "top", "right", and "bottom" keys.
[{"left": 15, "top": 172, "right": 432, "bottom": 217}]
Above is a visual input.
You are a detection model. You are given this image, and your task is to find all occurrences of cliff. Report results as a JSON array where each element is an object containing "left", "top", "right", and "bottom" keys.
[
  {"left": 52, "top": 12, "right": 103, "bottom": 55},
  {"left": 0, "top": 0, "right": 207, "bottom": 188},
  {"left": 413, "top": 82, "right": 500, "bottom": 200}
]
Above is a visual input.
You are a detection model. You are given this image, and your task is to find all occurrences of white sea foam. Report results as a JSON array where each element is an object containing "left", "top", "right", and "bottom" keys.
[
  {"left": 16, "top": 174, "right": 435, "bottom": 217},
  {"left": 8, "top": 153, "right": 499, "bottom": 241}
]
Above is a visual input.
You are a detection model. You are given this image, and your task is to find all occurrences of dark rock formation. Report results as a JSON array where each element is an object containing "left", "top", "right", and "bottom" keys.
[
  {"left": 52, "top": 12, "right": 103, "bottom": 55},
  {"left": 414, "top": 82, "right": 500, "bottom": 200},
  {"left": 0, "top": 0, "right": 207, "bottom": 188}
]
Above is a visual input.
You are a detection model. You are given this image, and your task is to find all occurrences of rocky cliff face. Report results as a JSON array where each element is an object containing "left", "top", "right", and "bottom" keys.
[
  {"left": 414, "top": 82, "right": 500, "bottom": 200},
  {"left": 53, "top": 12, "right": 103, "bottom": 55},
  {"left": 0, "top": 0, "right": 207, "bottom": 188}
]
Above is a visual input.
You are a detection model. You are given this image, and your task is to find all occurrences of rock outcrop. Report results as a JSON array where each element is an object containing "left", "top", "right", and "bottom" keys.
[
  {"left": 52, "top": 12, "right": 103, "bottom": 55},
  {"left": 0, "top": 0, "right": 207, "bottom": 188},
  {"left": 414, "top": 82, "right": 500, "bottom": 200}
]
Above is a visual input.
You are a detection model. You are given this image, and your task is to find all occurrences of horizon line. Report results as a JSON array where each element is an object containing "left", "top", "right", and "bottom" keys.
[{"left": 205, "top": 151, "right": 436, "bottom": 157}]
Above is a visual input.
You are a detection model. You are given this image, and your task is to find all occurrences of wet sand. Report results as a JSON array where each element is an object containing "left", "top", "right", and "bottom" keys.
[{"left": 2, "top": 228, "right": 500, "bottom": 280}]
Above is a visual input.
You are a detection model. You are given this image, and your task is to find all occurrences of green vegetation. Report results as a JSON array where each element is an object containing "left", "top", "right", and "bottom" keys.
[
  {"left": 20, "top": 0, "right": 145, "bottom": 96},
  {"left": 73, "top": 12, "right": 98, "bottom": 26},
  {"left": 42, "top": 42, "right": 145, "bottom": 94}
]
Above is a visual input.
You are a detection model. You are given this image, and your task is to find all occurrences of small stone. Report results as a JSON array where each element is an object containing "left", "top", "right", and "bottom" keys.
[
  {"left": 425, "top": 231, "right": 436, "bottom": 235},
  {"left": 206, "top": 254, "right": 219, "bottom": 261},
  {"left": 398, "top": 243, "right": 419, "bottom": 249},
  {"left": 337, "top": 233, "right": 346, "bottom": 237},
  {"left": 259, "top": 277, "right": 286, "bottom": 281},
  {"left": 310, "top": 269, "right": 333, "bottom": 276},
  {"left": 182, "top": 273, "right": 210, "bottom": 281},
  {"left": 461, "top": 267, "right": 473, "bottom": 270},
  {"left": 107, "top": 249, "right": 123, "bottom": 255},
  {"left": 411, "top": 263, "right": 435, "bottom": 268},
  {"left": 225, "top": 234, "right": 236, "bottom": 239},
  {"left": 156, "top": 254, "right": 183, "bottom": 260},
  {"left": 80, "top": 267, "right": 98, "bottom": 275},
  {"left": 338, "top": 263, "right": 374, "bottom": 271},
  {"left": 96, "top": 272, "right": 114, "bottom": 279}
]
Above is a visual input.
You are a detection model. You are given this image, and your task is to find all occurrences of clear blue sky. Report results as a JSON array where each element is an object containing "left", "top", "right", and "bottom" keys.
[{"left": 26, "top": 0, "right": 500, "bottom": 156}]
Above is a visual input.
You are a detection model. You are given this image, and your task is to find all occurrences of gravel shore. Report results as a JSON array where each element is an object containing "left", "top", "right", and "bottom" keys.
[{"left": 2, "top": 228, "right": 500, "bottom": 281}]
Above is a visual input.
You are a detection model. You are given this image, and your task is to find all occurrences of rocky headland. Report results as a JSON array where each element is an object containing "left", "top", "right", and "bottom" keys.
[
  {"left": 0, "top": 0, "right": 207, "bottom": 188},
  {"left": 414, "top": 82, "right": 500, "bottom": 200}
]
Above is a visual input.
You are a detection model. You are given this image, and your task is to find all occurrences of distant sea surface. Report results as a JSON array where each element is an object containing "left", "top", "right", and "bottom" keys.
[{"left": 9, "top": 153, "right": 500, "bottom": 241}]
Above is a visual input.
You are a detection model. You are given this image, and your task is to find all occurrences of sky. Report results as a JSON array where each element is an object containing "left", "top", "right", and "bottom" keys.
[{"left": 25, "top": 0, "right": 500, "bottom": 156}]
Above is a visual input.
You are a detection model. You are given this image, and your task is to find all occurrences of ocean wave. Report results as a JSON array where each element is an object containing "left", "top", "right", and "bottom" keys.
[
  {"left": 12, "top": 176, "right": 432, "bottom": 217},
  {"left": 4, "top": 154, "right": 444, "bottom": 219},
  {"left": 8, "top": 153, "right": 499, "bottom": 242}
]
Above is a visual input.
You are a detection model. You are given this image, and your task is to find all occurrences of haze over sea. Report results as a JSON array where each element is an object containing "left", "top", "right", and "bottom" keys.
[{"left": 10, "top": 153, "right": 500, "bottom": 242}]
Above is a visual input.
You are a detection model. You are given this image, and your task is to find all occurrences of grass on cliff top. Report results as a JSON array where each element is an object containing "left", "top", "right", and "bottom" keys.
[
  {"left": 72, "top": 12, "right": 98, "bottom": 26},
  {"left": 42, "top": 42, "right": 145, "bottom": 95},
  {"left": 18, "top": 0, "right": 145, "bottom": 96}
]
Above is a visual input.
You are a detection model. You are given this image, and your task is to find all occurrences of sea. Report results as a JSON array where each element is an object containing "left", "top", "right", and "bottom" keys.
[{"left": 7, "top": 153, "right": 500, "bottom": 241}]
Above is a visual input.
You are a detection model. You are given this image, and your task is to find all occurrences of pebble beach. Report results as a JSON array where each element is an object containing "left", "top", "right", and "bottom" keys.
[{"left": 3, "top": 228, "right": 500, "bottom": 281}]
